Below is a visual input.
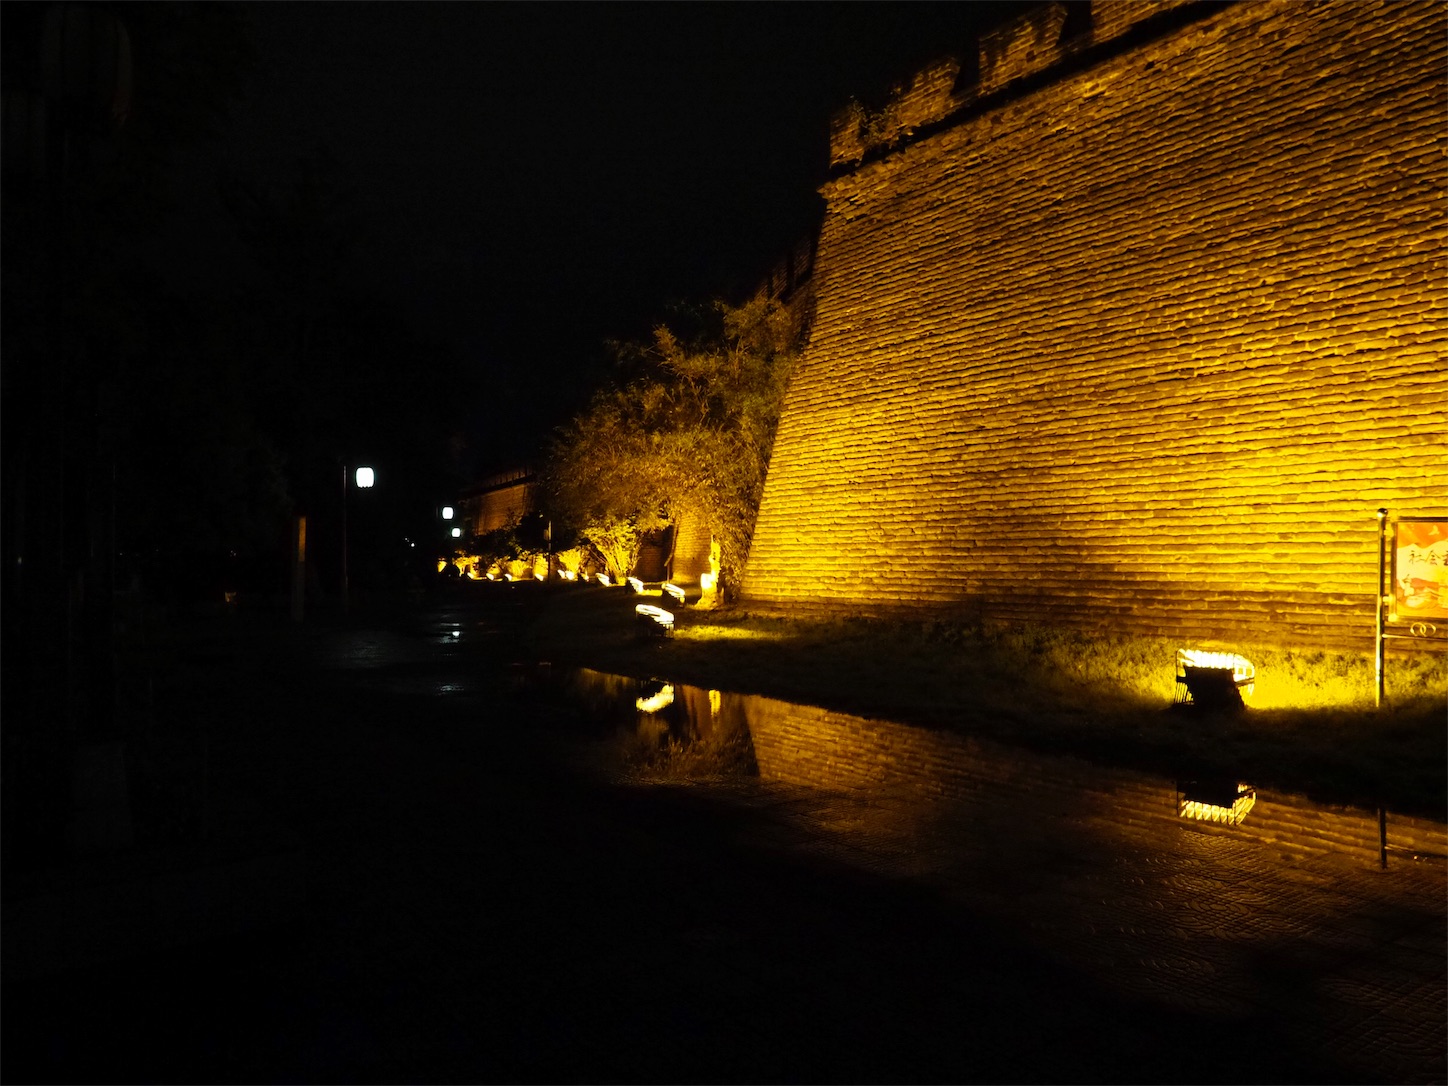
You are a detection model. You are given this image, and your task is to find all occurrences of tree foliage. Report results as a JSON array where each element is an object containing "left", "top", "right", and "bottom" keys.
[{"left": 543, "top": 296, "right": 802, "bottom": 598}]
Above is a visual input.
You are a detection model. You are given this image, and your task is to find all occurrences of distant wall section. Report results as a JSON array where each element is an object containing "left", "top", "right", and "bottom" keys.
[{"left": 742, "top": 0, "right": 1447, "bottom": 649}]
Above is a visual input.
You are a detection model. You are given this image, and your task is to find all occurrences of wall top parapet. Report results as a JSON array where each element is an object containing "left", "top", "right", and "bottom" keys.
[
  {"left": 827, "top": 0, "right": 1213, "bottom": 172},
  {"left": 462, "top": 466, "right": 534, "bottom": 497}
]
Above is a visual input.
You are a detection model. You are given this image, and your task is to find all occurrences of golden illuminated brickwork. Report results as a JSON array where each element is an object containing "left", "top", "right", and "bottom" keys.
[{"left": 743, "top": 0, "right": 1447, "bottom": 647}]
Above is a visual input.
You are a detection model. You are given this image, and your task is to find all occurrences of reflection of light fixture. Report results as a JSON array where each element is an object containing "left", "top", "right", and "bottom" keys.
[
  {"left": 442, "top": 506, "right": 454, "bottom": 520},
  {"left": 662, "top": 582, "right": 686, "bottom": 604},
  {"left": 699, "top": 572, "right": 716, "bottom": 591},
  {"left": 1179, "top": 781, "right": 1256, "bottom": 825},
  {"left": 1175, "top": 649, "right": 1255, "bottom": 709},
  {"left": 635, "top": 603, "right": 674, "bottom": 634},
  {"left": 451, "top": 526, "right": 462, "bottom": 538},
  {"left": 355, "top": 466, "right": 375, "bottom": 488},
  {"left": 635, "top": 684, "right": 675, "bottom": 713},
  {"left": 627, "top": 576, "right": 644, "bottom": 593}
]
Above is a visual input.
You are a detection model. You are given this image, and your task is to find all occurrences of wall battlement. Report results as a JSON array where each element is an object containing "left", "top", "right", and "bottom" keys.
[
  {"left": 745, "top": 0, "right": 1447, "bottom": 649},
  {"left": 831, "top": 0, "right": 1204, "bottom": 168}
]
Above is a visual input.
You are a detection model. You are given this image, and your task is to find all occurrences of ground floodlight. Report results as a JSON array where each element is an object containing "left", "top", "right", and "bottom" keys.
[
  {"left": 1174, "top": 649, "right": 1255, "bottom": 710},
  {"left": 662, "top": 582, "right": 686, "bottom": 605},
  {"left": 635, "top": 603, "right": 674, "bottom": 636}
]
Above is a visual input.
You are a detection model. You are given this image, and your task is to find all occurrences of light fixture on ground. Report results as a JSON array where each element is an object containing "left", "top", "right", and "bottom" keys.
[
  {"left": 662, "top": 582, "right": 686, "bottom": 605},
  {"left": 627, "top": 576, "right": 644, "bottom": 593},
  {"left": 1173, "top": 648, "right": 1255, "bottom": 710},
  {"left": 635, "top": 603, "right": 674, "bottom": 636}
]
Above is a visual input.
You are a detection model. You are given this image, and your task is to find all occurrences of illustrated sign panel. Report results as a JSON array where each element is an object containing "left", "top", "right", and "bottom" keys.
[{"left": 1390, "top": 518, "right": 1448, "bottom": 622}]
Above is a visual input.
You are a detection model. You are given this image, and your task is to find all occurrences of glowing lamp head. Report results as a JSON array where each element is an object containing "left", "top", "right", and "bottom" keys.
[
  {"left": 450, "top": 526, "right": 462, "bottom": 539},
  {"left": 441, "top": 506, "right": 454, "bottom": 520},
  {"left": 355, "top": 466, "right": 375, "bottom": 489},
  {"left": 699, "top": 572, "right": 716, "bottom": 592}
]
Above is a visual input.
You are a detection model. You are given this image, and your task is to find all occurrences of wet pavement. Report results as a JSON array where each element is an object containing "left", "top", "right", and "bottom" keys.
[{"left": 3, "top": 591, "right": 1444, "bottom": 1084}]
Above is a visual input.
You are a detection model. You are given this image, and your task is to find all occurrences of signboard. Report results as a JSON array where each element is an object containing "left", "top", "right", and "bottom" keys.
[{"left": 1390, "top": 517, "right": 1448, "bottom": 622}]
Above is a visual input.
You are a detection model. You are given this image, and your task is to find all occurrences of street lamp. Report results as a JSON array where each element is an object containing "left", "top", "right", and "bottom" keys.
[{"left": 342, "top": 463, "right": 374, "bottom": 610}]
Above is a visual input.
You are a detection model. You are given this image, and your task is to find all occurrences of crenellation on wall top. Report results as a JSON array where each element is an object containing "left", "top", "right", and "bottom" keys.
[{"left": 828, "top": 0, "right": 1205, "bottom": 169}]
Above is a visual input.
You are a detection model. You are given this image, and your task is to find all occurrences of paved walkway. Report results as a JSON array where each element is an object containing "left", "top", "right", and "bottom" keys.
[{"left": 3, "top": 595, "right": 1443, "bottom": 1084}]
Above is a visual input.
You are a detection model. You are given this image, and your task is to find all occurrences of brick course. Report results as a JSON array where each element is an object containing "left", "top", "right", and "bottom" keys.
[{"left": 742, "top": 0, "right": 1447, "bottom": 648}]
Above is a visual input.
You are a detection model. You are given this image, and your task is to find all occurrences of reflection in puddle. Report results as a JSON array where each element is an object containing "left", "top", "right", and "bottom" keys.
[
  {"left": 1178, "top": 780, "right": 1257, "bottom": 825},
  {"left": 551, "top": 668, "right": 1445, "bottom": 1069},
  {"left": 561, "top": 668, "right": 1445, "bottom": 869}
]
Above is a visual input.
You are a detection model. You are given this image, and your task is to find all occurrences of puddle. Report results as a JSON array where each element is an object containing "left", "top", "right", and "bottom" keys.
[{"left": 545, "top": 667, "right": 1447, "bottom": 870}]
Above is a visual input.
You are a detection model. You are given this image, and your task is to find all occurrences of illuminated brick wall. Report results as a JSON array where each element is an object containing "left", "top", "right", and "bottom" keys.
[
  {"left": 742, "top": 0, "right": 1447, "bottom": 648},
  {"left": 460, "top": 468, "right": 535, "bottom": 536}
]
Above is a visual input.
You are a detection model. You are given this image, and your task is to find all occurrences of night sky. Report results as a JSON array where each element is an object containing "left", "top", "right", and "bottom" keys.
[{"left": 175, "top": 2, "right": 1032, "bottom": 468}]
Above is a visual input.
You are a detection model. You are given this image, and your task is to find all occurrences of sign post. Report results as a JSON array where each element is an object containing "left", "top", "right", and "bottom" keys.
[
  {"left": 1375, "top": 508, "right": 1387, "bottom": 707},
  {"left": 1375, "top": 510, "right": 1448, "bottom": 706}
]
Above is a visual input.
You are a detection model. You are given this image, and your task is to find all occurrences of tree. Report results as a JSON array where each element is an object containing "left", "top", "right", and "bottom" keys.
[{"left": 543, "top": 295, "right": 803, "bottom": 599}]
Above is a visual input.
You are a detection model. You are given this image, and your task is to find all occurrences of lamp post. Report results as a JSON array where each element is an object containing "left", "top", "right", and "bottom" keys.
[{"left": 342, "top": 464, "right": 374, "bottom": 610}]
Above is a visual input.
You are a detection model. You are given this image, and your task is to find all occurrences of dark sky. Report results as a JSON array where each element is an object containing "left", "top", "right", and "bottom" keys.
[{"left": 187, "top": 2, "right": 1032, "bottom": 465}]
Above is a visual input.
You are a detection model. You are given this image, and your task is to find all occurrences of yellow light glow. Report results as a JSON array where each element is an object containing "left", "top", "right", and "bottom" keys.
[
  {"left": 635, "top": 684, "right": 675, "bottom": 713},
  {"left": 675, "top": 623, "right": 779, "bottom": 642},
  {"left": 699, "top": 572, "right": 716, "bottom": 591},
  {"left": 437, "top": 559, "right": 448, "bottom": 573}
]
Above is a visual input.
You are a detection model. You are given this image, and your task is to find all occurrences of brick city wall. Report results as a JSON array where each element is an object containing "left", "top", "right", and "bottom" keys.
[
  {"left": 460, "top": 468, "right": 535, "bottom": 536},
  {"left": 741, "top": 0, "right": 1447, "bottom": 649}
]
